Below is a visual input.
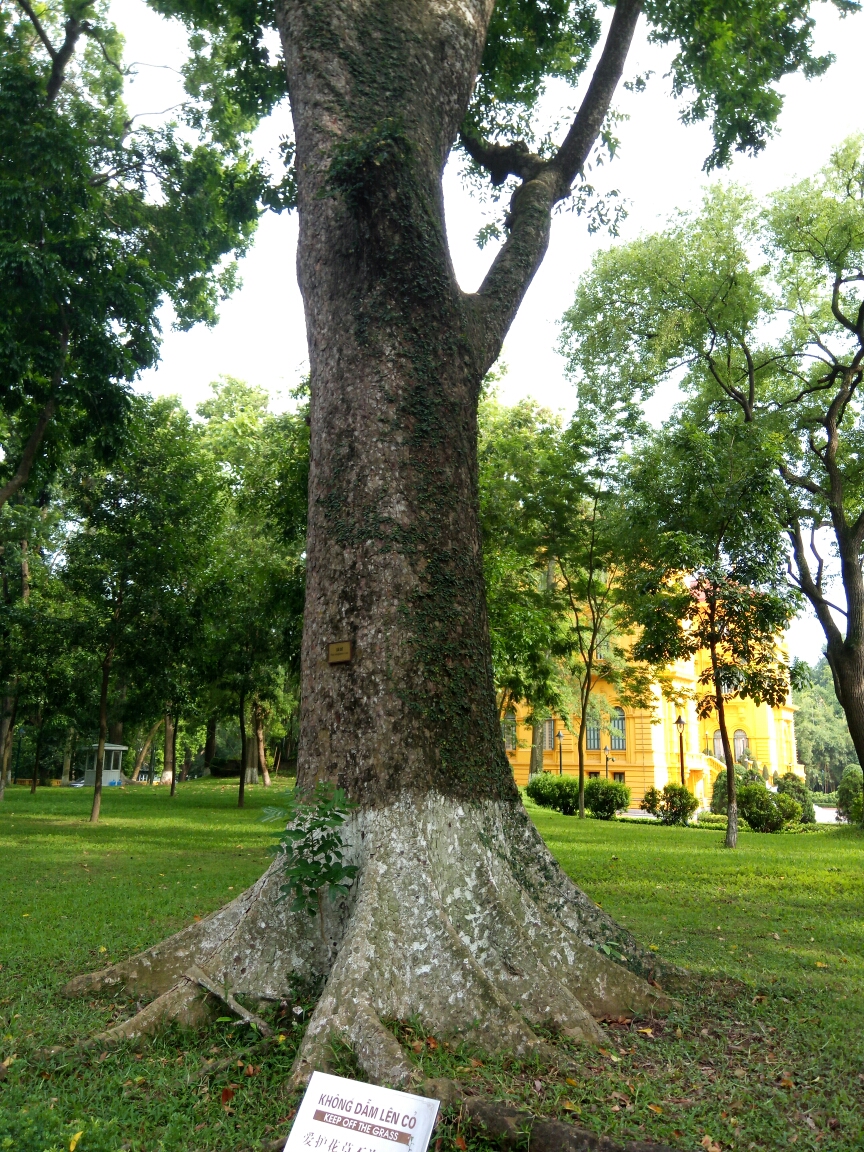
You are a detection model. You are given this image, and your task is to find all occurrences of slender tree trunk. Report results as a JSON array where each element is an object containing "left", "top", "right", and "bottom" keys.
[
  {"left": 529, "top": 722, "right": 543, "bottom": 777},
  {"left": 30, "top": 710, "right": 43, "bottom": 793},
  {"left": 577, "top": 713, "right": 588, "bottom": 820},
  {"left": 238, "top": 692, "right": 246, "bottom": 810},
  {"left": 0, "top": 398, "right": 58, "bottom": 512},
  {"left": 170, "top": 719, "right": 179, "bottom": 797},
  {"left": 0, "top": 694, "right": 15, "bottom": 800},
  {"left": 61, "top": 727, "right": 74, "bottom": 785},
  {"left": 203, "top": 714, "right": 217, "bottom": 774},
  {"left": 148, "top": 740, "right": 156, "bottom": 786},
  {"left": 163, "top": 713, "right": 175, "bottom": 789},
  {"left": 131, "top": 719, "right": 163, "bottom": 781},
  {"left": 254, "top": 703, "right": 271, "bottom": 787},
  {"left": 180, "top": 745, "right": 191, "bottom": 782},
  {"left": 709, "top": 635, "right": 737, "bottom": 848},
  {"left": 90, "top": 647, "right": 114, "bottom": 824},
  {"left": 272, "top": 742, "right": 282, "bottom": 778}
]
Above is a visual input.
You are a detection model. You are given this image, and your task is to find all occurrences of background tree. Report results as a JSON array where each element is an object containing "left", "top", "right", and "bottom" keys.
[
  {"left": 793, "top": 658, "right": 857, "bottom": 791},
  {"left": 61, "top": 0, "right": 861, "bottom": 1084},
  {"left": 62, "top": 396, "right": 222, "bottom": 822},
  {"left": 621, "top": 414, "right": 802, "bottom": 847},
  {"left": 0, "top": 0, "right": 282, "bottom": 511},
  {"left": 559, "top": 142, "right": 864, "bottom": 797}
]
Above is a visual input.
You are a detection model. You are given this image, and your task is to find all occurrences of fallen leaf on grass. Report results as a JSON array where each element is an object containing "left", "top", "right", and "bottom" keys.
[
  {"left": 597, "top": 1048, "right": 619, "bottom": 1062},
  {"left": 779, "top": 1078, "right": 794, "bottom": 1089},
  {"left": 469, "top": 1058, "right": 482, "bottom": 1068},
  {"left": 426, "top": 1037, "right": 438, "bottom": 1050},
  {"left": 245, "top": 1064, "right": 260, "bottom": 1076},
  {"left": 752, "top": 995, "right": 767, "bottom": 1003},
  {"left": 221, "top": 1087, "right": 235, "bottom": 1105},
  {"left": 454, "top": 1137, "right": 467, "bottom": 1150},
  {"left": 69, "top": 1133, "right": 84, "bottom": 1152},
  {"left": 700, "top": 1137, "right": 721, "bottom": 1152},
  {"left": 565, "top": 1077, "right": 579, "bottom": 1087},
  {"left": 637, "top": 1028, "right": 653, "bottom": 1037},
  {"left": 411, "top": 1041, "right": 424, "bottom": 1054},
  {"left": 562, "top": 1101, "right": 581, "bottom": 1113},
  {"left": 647, "top": 1104, "right": 663, "bottom": 1114},
  {"left": 815, "top": 962, "right": 828, "bottom": 969}
]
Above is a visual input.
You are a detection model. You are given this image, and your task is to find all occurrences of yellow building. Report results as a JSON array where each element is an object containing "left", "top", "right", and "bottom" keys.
[{"left": 504, "top": 647, "right": 804, "bottom": 805}]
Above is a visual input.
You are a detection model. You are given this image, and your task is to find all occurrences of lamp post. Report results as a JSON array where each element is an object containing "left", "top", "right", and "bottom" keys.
[
  {"left": 604, "top": 745, "right": 614, "bottom": 779},
  {"left": 556, "top": 728, "right": 564, "bottom": 775},
  {"left": 675, "top": 714, "right": 686, "bottom": 787}
]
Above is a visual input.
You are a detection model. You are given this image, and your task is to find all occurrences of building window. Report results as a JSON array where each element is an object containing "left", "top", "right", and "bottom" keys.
[
  {"left": 586, "top": 721, "right": 601, "bottom": 750},
  {"left": 543, "top": 718, "right": 555, "bottom": 751},
  {"left": 610, "top": 707, "right": 626, "bottom": 750},
  {"left": 733, "top": 729, "right": 749, "bottom": 762},
  {"left": 588, "top": 771, "right": 600, "bottom": 779},
  {"left": 713, "top": 730, "right": 723, "bottom": 760},
  {"left": 501, "top": 713, "right": 516, "bottom": 752},
  {"left": 613, "top": 771, "right": 625, "bottom": 784}
]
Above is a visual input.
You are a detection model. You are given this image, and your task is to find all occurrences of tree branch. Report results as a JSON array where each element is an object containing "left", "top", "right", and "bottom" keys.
[
  {"left": 0, "top": 398, "right": 58, "bottom": 511},
  {"left": 466, "top": 0, "right": 643, "bottom": 369},
  {"left": 16, "top": 0, "right": 57, "bottom": 60}
]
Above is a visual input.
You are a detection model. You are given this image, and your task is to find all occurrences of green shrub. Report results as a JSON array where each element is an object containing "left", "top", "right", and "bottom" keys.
[
  {"left": 525, "top": 773, "right": 582, "bottom": 816},
  {"left": 776, "top": 773, "right": 815, "bottom": 823},
  {"left": 837, "top": 764, "right": 863, "bottom": 823},
  {"left": 640, "top": 783, "right": 699, "bottom": 825},
  {"left": 738, "top": 782, "right": 801, "bottom": 832},
  {"left": 738, "top": 783, "right": 783, "bottom": 832},
  {"left": 697, "top": 811, "right": 728, "bottom": 828},
  {"left": 584, "top": 778, "right": 630, "bottom": 820}
]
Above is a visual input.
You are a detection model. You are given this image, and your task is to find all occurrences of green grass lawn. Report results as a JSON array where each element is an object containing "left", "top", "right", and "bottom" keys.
[{"left": 0, "top": 782, "right": 862, "bottom": 1152}]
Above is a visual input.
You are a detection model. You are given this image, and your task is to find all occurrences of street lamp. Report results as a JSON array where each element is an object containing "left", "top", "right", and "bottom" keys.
[
  {"left": 556, "top": 728, "right": 564, "bottom": 775},
  {"left": 604, "top": 745, "right": 614, "bottom": 779},
  {"left": 675, "top": 714, "right": 686, "bottom": 787}
]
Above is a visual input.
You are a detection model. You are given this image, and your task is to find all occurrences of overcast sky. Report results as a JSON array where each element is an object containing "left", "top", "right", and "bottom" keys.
[{"left": 113, "top": 0, "right": 864, "bottom": 663}]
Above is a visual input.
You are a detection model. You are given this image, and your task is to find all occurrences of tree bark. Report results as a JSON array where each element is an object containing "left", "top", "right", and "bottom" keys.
[
  {"left": 62, "top": 0, "right": 679, "bottom": 1082},
  {"left": 30, "top": 710, "right": 43, "bottom": 794},
  {"left": 131, "top": 719, "right": 163, "bottom": 781},
  {"left": 90, "top": 646, "right": 114, "bottom": 824},
  {"left": 180, "top": 745, "right": 191, "bottom": 782},
  {"left": 163, "top": 713, "right": 175, "bottom": 789},
  {"left": 238, "top": 692, "right": 246, "bottom": 810},
  {"left": 254, "top": 702, "right": 271, "bottom": 787},
  {"left": 244, "top": 724, "right": 258, "bottom": 786}
]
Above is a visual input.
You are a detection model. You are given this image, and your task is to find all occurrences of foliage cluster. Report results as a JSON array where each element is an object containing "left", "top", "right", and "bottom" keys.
[
  {"left": 836, "top": 765, "right": 863, "bottom": 823},
  {"left": 264, "top": 782, "right": 357, "bottom": 917},
  {"left": 583, "top": 777, "right": 631, "bottom": 820},
  {"left": 775, "top": 772, "right": 816, "bottom": 823}
]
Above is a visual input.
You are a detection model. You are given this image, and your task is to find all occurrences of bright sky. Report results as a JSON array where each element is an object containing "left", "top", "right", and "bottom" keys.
[{"left": 112, "top": 0, "right": 864, "bottom": 664}]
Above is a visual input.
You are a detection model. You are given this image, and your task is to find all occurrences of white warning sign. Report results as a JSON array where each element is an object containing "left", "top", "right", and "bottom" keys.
[{"left": 283, "top": 1071, "right": 440, "bottom": 1152}]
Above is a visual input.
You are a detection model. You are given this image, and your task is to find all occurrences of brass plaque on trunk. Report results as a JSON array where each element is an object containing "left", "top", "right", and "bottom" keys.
[{"left": 327, "top": 641, "right": 352, "bottom": 664}]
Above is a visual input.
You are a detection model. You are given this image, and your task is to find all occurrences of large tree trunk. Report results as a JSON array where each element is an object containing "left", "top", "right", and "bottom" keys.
[{"left": 62, "top": 0, "right": 673, "bottom": 1088}]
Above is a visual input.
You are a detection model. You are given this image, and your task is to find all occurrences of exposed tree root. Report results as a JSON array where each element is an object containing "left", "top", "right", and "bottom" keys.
[{"left": 63, "top": 797, "right": 682, "bottom": 1085}]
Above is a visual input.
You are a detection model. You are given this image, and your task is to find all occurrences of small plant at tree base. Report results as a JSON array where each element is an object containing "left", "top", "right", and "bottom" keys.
[
  {"left": 641, "top": 783, "right": 699, "bottom": 826},
  {"left": 738, "top": 782, "right": 801, "bottom": 832},
  {"left": 584, "top": 778, "right": 631, "bottom": 820},
  {"left": 263, "top": 782, "right": 358, "bottom": 916},
  {"left": 524, "top": 773, "right": 581, "bottom": 816},
  {"left": 775, "top": 773, "right": 815, "bottom": 823}
]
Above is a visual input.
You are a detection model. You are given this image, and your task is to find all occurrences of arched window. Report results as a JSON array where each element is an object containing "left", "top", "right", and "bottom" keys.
[
  {"left": 713, "top": 730, "right": 723, "bottom": 760},
  {"left": 733, "top": 729, "right": 749, "bottom": 762},
  {"left": 610, "top": 707, "right": 626, "bottom": 751},
  {"left": 586, "top": 721, "right": 601, "bottom": 750},
  {"left": 543, "top": 718, "right": 555, "bottom": 750},
  {"left": 501, "top": 713, "right": 517, "bottom": 752}
]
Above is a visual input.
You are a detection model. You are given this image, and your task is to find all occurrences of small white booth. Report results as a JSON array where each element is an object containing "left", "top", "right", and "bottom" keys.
[{"left": 82, "top": 743, "right": 128, "bottom": 787}]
